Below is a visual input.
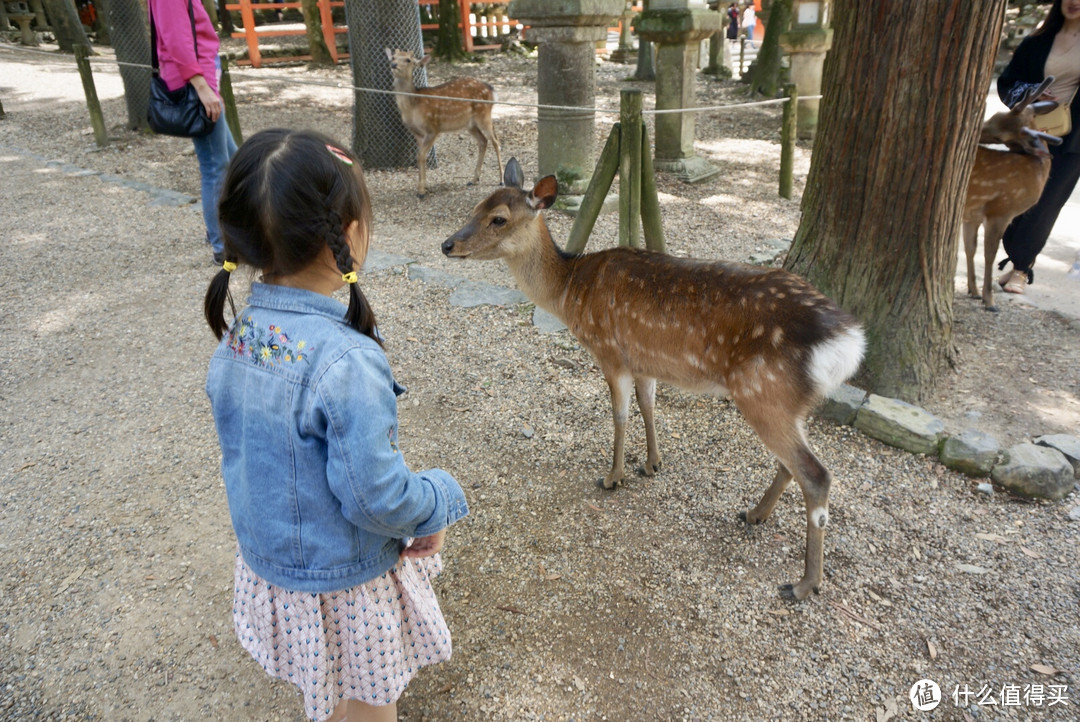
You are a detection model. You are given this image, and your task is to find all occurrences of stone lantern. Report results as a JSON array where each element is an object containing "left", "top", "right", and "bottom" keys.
[
  {"left": 508, "top": 0, "right": 625, "bottom": 194},
  {"left": 779, "top": 0, "right": 833, "bottom": 140},
  {"left": 635, "top": 0, "right": 722, "bottom": 183}
]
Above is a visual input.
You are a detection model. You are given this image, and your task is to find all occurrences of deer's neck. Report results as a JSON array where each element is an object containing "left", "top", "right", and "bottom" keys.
[
  {"left": 503, "top": 219, "right": 574, "bottom": 318},
  {"left": 391, "top": 75, "right": 417, "bottom": 103}
]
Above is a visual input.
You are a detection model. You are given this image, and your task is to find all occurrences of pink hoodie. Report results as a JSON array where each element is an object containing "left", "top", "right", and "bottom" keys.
[{"left": 148, "top": 0, "right": 220, "bottom": 94}]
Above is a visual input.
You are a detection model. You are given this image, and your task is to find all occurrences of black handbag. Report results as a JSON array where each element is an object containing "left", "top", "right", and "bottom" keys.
[{"left": 147, "top": 0, "right": 215, "bottom": 138}]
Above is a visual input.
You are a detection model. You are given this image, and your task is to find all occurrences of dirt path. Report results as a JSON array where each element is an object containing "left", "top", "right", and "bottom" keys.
[{"left": 1, "top": 45, "right": 1078, "bottom": 721}]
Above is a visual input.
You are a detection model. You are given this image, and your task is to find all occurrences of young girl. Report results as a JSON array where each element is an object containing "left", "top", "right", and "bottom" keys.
[{"left": 204, "top": 128, "right": 468, "bottom": 722}]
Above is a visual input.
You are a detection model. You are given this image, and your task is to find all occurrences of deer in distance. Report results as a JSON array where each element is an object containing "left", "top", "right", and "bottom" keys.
[
  {"left": 963, "top": 76, "right": 1061, "bottom": 311},
  {"left": 442, "top": 159, "right": 866, "bottom": 601},
  {"left": 385, "top": 48, "right": 503, "bottom": 198}
]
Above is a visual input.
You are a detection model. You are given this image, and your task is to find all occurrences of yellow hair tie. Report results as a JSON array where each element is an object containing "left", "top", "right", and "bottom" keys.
[
  {"left": 222, "top": 261, "right": 238, "bottom": 273},
  {"left": 341, "top": 271, "right": 358, "bottom": 284}
]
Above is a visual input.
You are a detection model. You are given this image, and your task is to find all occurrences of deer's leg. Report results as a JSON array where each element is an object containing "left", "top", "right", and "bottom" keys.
[
  {"left": 467, "top": 126, "right": 488, "bottom": 186},
  {"left": 981, "top": 217, "right": 1009, "bottom": 311},
  {"left": 962, "top": 220, "right": 979, "bottom": 298},
  {"left": 739, "top": 405, "right": 831, "bottom": 601},
  {"left": 416, "top": 133, "right": 437, "bottom": 198},
  {"left": 486, "top": 120, "right": 503, "bottom": 186},
  {"left": 740, "top": 462, "right": 793, "bottom": 525},
  {"left": 603, "top": 373, "right": 634, "bottom": 489},
  {"left": 634, "top": 377, "right": 661, "bottom": 476}
]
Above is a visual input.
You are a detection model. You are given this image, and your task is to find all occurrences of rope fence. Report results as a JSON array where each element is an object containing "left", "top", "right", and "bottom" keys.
[
  {"left": 0, "top": 42, "right": 820, "bottom": 119},
  {"left": 2, "top": 41, "right": 816, "bottom": 248}
]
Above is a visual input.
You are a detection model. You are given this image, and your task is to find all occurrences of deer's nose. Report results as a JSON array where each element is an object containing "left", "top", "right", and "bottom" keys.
[{"left": 441, "top": 238, "right": 456, "bottom": 255}]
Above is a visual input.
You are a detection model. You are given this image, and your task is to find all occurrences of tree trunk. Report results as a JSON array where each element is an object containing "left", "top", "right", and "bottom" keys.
[
  {"left": 743, "top": 0, "right": 791, "bottom": 96},
  {"left": 301, "top": 0, "right": 332, "bottom": 66},
  {"left": 105, "top": 0, "right": 151, "bottom": 131},
  {"left": 345, "top": 0, "right": 429, "bottom": 169},
  {"left": 217, "top": 0, "right": 234, "bottom": 35},
  {"left": 784, "top": 0, "right": 1006, "bottom": 403},
  {"left": 633, "top": 0, "right": 655, "bottom": 81},
  {"left": 93, "top": 0, "right": 112, "bottom": 45},
  {"left": 434, "top": 0, "right": 467, "bottom": 61},
  {"left": 41, "top": 0, "right": 91, "bottom": 52}
]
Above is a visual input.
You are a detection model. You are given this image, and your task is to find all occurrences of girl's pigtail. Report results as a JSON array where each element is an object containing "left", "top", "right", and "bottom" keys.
[
  {"left": 204, "top": 260, "right": 238, "bottom": 340},
  {"left": 326, "top": 210, "right": 382, "bottom": 347}
]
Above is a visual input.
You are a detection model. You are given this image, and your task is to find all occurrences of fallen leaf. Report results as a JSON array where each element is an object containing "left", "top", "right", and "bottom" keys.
[
  {"left": 975, "top": 533, "right": 1010, "bottom": 544},
  {"left": 1020, "top": 546, "right": 1043, "bottom": 559},
  {"left": 17, "top": 462, "right": 37, "bottom": 472},
  {"left": 927, "top": 639, "right": 938, "bottom": 659},
  {"left": 438, "top": 684, "right": 453, "bottom": 694},
  {"left": 573, "top": 676, "right": 586, "bottom": 691},
  {"left": 1031, "top": 663, "right": 1059, "bottom": 676},
  {"left": 767, "top": 609, "right": 790, "bottom": 617},
  {"left": 451, "top": 407, "right": 471, "bottom": 413},
  {"left": 208, "top": 634, "right": 219, "bottom": 649},
  {"left": 58, "top": 564, "right": 86, "bottom": 594},
  {"left": 406, "top": 337, "right": 419, "bottom": 342},
  {"left": 586, "top": 502, "right": 603, "bottom": 512},
  {"left": 496, "top": 605, "right": 525, "bottom": 615},
  {"left": 545, "top": 573, "right": 562, "bottom": 581},
  {"left": 956, "top": 564, "right": 990, "bottom": 574}
]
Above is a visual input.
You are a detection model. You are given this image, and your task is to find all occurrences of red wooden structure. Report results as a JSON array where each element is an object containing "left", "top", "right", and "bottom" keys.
[{"left": 226, "top": 1, "right": 640, "bottom": 69}]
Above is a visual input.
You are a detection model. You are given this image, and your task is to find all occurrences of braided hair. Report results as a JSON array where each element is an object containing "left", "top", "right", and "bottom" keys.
[{"left": 203, "top": 129, "right": 380, "bottom": 345}]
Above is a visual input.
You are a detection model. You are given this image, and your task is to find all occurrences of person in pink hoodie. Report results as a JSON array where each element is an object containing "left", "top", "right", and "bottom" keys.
[{"left": 148, "top": 0, "right": 237, "bottom": 263}]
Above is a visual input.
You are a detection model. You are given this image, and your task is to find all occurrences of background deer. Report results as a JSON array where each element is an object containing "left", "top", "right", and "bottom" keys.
[
  {"left": 963, "top": 77, "right": 1061, "bottom": 311},
  {"left": 385, "top": 48, "right": 503, "bottom": 198},
  {"left": 443, "top": 159, "right": 866, "bottom": 601}
]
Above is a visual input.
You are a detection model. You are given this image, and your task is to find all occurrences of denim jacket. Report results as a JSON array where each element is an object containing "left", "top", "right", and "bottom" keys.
[{"left": 206, "top": 283, "right": 468, "bottom": 593}]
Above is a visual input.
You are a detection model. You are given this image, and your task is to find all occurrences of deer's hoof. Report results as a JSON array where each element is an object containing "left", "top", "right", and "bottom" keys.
[
  {"left": 638, "top": 460, "right": 661, "bottom": 477},
  {"left": 779, "top": 581, "right": 820, "bottom": 601},
  {"left": 739, "top": 510, "right": 764, "bottom": 525},
  {"left": 982, "top": 304, "right": 999, "bottom": 313},
  {"left": 417, "top": 193, "right": 426, "bottom": 200}
]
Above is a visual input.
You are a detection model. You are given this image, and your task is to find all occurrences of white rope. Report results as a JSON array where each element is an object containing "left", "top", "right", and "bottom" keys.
[{"left": 2, "top": 42, "right": 819, "bottom": 119}]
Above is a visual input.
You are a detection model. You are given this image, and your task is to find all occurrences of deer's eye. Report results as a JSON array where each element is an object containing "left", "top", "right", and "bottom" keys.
[{"left": 490, "top": 216, "right": 507, "bottom": 227}]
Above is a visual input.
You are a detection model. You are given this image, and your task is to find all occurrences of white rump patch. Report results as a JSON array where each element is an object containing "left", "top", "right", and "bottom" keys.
[{"left": 808, "top": 326, "right": 866, "bottom": 396}]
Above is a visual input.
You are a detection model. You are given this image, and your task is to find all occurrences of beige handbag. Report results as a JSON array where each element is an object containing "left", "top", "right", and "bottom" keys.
[{"left": 1034, "top": 88, "right": 1074, "bottom": 137}]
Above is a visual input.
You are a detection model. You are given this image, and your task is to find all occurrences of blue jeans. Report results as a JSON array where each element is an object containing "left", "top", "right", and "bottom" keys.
[{"left": 192, "top": 113, "right": 238, "bottom": 258}]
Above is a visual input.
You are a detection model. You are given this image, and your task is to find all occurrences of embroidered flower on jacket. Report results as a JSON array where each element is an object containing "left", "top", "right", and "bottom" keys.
[{"left": 227, "top": 317, "right": 311, "bottom": 366}]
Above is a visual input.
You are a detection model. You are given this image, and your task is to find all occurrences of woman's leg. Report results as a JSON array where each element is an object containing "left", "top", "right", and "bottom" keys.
[
  {"left": 1001, "top": 148, "right": 1080, "bottom": 282},
  {"left": 191, "top": 117, "right": 238, "bottom": 261}
]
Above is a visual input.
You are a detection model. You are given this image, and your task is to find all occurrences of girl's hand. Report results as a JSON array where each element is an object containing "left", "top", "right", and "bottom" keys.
[
  {"left": 402, "top": 529, "right": 446, "bottom": 558},
  {"left": 189, "top": 75, "right": 222, "bottom": 122}
]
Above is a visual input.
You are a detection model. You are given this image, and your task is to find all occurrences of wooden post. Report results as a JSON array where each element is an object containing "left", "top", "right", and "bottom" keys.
[
  {"left": 74, "top": 45, "right": 108, "bottom": 148},
  {"left": 779, "top": 83, "right": 796, "bottom": 199},
  {"left": 619, "top": 89, "right": 642, "bottom": 248},
  {"left": 639, "top": 122, "right": 665, "bottom": 253},
  {"left": 566, "top": 125, "right": 621, "bottom": 254},
  {"left": 219, "top": 54, "right": 243, "bottom": 146},
  {"left": 318, "top": 0, "right": 339, "bottom": 63},
  {"left": 238, "top": 0, "right": 262, "bottom": 68},
  {"left": 739, "top": 37, "right": 745, "bottom": 75}
]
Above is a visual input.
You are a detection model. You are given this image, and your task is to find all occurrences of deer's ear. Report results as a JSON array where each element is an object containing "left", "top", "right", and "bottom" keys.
[
  {"left": 503, "top": 158, "right": 524, "bottom": 189},
  {"left": 384, "top": 48, "right": 394, "bottom": 61},
  {"left": 528, "top": 176, "right": 558, "bottom": 210},
  {"left": 419, "top": 55, "right": 432, "bottom": 67}
]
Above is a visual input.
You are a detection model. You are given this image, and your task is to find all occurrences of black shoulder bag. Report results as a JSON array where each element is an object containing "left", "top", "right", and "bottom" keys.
[{"left": 147, "top": 0, "right": 216, "bottom": 138}]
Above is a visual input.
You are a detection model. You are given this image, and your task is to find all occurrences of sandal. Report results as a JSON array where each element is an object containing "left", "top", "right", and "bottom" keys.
[{"left": 1001, "top": 270, "right": 1026, "bottom": 294}]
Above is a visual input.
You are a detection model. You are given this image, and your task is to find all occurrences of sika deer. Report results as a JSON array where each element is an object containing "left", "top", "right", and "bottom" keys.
[
  {"left": 442, "top": 159, "right": 866, "bottom": 601},
  {"left": 963, "top": 77, "right": 1061, "bottom": 311},
  {"left": 385, "top": 48, "right": 503, "bottom": 198}
]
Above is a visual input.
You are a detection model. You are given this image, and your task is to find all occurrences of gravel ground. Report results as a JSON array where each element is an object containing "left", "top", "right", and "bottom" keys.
[{"left": 2, "top": 46, "right": 1079, "bottom": 721}]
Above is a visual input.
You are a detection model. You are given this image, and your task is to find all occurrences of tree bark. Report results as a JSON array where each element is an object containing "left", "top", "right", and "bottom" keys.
[
  {"left": 41, "top": 0, "right": 91, "bottom": 52},
  {"left": 301, "top": 0, "right": 332, "bottom": 66},
  {"left": 93, "top": 0, "right": 112, "bottom": 45},
  {"left": 784, "top": 0, "right": 1006, "bottom": 403},
  {"left": 346, "top": 0, "right": 429, "bottom": 169},
  {"left": 743, "top": 0, "right": 791, "bottom": 96},
  {"left": 217, "top": 0, "right": 234, "bottom": 35},
  {"left": 433, "top": 0, "right": 467, "bottom": 61},
  {"left": 105, "top": 0, "right": 151, "bottom": 131}
]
